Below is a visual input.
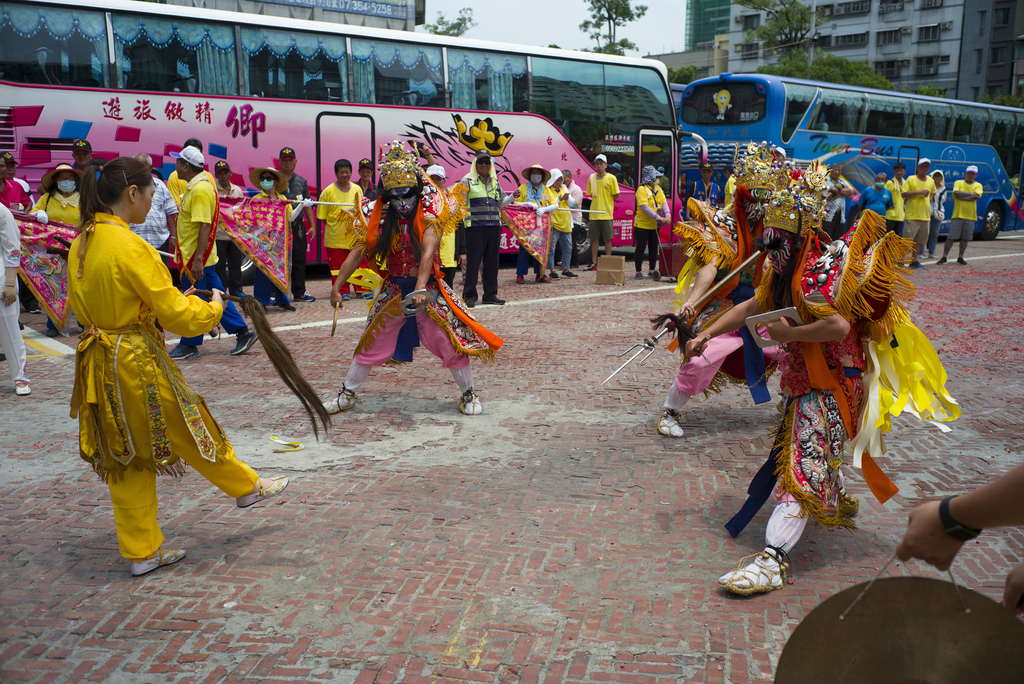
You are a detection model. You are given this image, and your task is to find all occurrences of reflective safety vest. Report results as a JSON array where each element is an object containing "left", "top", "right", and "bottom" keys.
[{"left": 462, "top": 176, "right": 503, "bottom": 229}]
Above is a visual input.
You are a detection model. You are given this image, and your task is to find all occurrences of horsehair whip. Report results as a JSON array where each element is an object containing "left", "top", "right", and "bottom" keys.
[{"left": 193, "top": 289, "right": 331, "bottom": 440}]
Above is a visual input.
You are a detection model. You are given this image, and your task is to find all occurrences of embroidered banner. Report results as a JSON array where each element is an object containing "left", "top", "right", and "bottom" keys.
[
  {"left": 219, "top": 196, "right": 292, "bottom": 293},
  {"left": 15, "top": 214, "right": 77, "bottom": 327},
  {"left": 501, "top": 204, "right": 551, "bottom": 265}
]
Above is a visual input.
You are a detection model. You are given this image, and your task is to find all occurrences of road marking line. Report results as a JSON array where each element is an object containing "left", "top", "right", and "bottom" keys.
[{"left": 22, "top": 327, "right": 76, "bottom": 355}]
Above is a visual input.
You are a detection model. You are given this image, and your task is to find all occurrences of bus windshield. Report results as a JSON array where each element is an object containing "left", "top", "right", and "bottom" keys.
[{"left": 680, "top": 82, "right": 767, "bottom": 126}]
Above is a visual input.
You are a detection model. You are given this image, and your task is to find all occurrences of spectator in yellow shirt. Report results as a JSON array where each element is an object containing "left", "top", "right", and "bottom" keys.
[
  {"left": 938, "top": 165, "right": 983, "bottom": 265},
  {"left": 318, "top": 159, "right": 365, "bottom": 300},
  {"left": 585, "top": 154, "right": 619, "bottom": 270},
  {"left": 546, "top": 167, "right": 577, "bottom": 279},
  {"left": 633, "top": 165, "right": 669, "bottom": 280},
  {"left": 902, "top": 158, "right": 935, "bottom": 269},
  {"left": 166, "top": 138, "right": 216, "bottom": 207},
  {"left": 885, "top": 162, "right": 906, "bottom": 235}
]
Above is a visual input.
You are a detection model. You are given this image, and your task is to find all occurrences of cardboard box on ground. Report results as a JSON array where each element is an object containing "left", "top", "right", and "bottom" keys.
[{"left": 596, "top": 255, "right": 625, "bottom": 285}]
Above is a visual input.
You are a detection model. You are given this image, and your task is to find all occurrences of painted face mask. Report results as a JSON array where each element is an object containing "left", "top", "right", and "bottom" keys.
[
  {"left": 260, "top": 179, "right": 275, "bottom": 192},
  {"left": 389, "top": 187, "right": 416, "bottom": 217},
  {"left": 762, "top": 224, "right": 797, "bottom": 274},
  {"left": 57, "top": 179, "right": 76, "bottom": 193}
]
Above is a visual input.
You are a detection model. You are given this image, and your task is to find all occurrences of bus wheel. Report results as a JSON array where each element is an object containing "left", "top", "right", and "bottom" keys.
[
  {"left": 240, "top": 257, "right": 256, "bottom": 285},
  {"left": 980, "top": 202, "right": 1005, "bottom": 241},
  {"left": 574, "top": 224, "right": 592, "bottom": 264}
]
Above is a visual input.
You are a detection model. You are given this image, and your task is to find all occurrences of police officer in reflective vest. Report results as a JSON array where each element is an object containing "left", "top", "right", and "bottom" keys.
[{"left": 458, "top": 150, "right": 513, "bottom": 308}]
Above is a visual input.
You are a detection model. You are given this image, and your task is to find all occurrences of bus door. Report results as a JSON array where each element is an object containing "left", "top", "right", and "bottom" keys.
[
  {"left": 635, "top": 126, "right": 680, "bottom": 276},
  {"left": 314, "top": 112, "right": 375, "bottom": 263},
  {"left": 897, "top": 146, "right": 920, "bottom": 172}
]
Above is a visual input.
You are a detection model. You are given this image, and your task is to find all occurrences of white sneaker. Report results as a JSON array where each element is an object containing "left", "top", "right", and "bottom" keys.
[
  {"left": 324, "top": 386, "right": 356, "bottom": 414},
  {"left": 236, "top": 476, "right": 289, "bottom": 508},
  {"left": 130, "top": 547, "right": 186, "bottom": 577},
  {"left": 719, "top": 548, "right": 787, "bottom": 596},
  {"left": 459, "top": 388, "right": 483, "bottom": 415},
  {"left": 657, "top": 409, "right": 684, "bottom": 437},
  {"left": 15, "top": 383, "right": 30, "bottom": 396}
]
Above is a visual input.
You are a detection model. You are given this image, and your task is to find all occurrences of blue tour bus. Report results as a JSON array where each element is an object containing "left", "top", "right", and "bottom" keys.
[{"left": 676, "top": 73, "right": 1024, "bottom": 239}]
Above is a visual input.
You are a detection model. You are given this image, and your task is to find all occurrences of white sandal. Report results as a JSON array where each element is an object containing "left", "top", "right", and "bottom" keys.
[
  {"left": 236, "top": 476, "right": 289, "bottom": 508},
  {"left": 324, "top": 386, "right": 356, "bottom": 414},
  {"left": 130, "top": 547, "right": 187, "bottom": 577},
  {"left": 459, "top": 388, "right": 482, "bottom": 415},
  {"left": 719, "top": 547, "right": 788, "bottom": 596},
  {"left": 657, "top": 409, "right": 684, "bottom": 437}
]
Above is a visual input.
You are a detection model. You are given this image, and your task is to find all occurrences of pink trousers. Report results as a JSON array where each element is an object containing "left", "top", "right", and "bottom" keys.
[{"left": 354, "top": 311, "right": 470, "bottom": 369}]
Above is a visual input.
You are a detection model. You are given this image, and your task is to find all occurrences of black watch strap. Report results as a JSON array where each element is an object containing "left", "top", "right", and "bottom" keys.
[{"left": 939, "top": 496, "right": 981, "bottom": 541}]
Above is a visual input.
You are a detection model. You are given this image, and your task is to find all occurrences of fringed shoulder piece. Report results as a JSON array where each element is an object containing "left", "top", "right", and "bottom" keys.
[
  {"left": 351, "top": 195, "right": 373, "bottom": 243},
  {"left": 421, "top": 179, "right": 461, "bottom": 238},
  {"left": 798, "top": 209, "right": 916, "bottom": 341}
]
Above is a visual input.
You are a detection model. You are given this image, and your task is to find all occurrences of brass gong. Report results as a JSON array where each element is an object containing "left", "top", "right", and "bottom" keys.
[{"left": 776, "top": 577, "right": 1024, "bottom": 683}]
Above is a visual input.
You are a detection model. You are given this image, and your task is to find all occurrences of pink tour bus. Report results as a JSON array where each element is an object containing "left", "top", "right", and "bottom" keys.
[{"left": 2, "top": 0, "right": 688, "bottom": 277}]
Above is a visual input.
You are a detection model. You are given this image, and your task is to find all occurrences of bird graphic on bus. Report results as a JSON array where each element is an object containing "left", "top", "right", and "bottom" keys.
[
  {"left": 714, "top": 90, "right": 732, "bottom": 120},
  {"left": 452, "top": 114, "right": 514, "bottom": 156}
]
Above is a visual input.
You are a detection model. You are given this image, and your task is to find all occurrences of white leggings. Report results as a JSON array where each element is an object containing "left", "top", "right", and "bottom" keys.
[
  {"left": 343, "top": 360, "right": 474, "bottom": 393},
  {"left": 765, "top": 501, "right": 809, "bottom": 554},
  {"left": 663, "top": 384, "right": 691, "bottom": 410},
  {"left": 0, "top": 281, "right": 27, "bottom": 385}
]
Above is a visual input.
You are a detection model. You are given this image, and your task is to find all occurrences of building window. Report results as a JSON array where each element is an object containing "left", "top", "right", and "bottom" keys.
[
  {"left": 835, "top": 0, "right": 871, "bottom": 16},
  {"left": 815, "top": 34, "right": 833, "bottom": 48},
  {"left": 971, "top": 86, "right": 979, "bottom": 99},
  {"left": 878, "top": 1, "right": 904, "bottom": 12},
  {"left": 990, "top": 85, "right": 1004, "bottom": 96},
  {"left": 991, "top": 46, "right": 1007, "bottom": 65},
  {"left": 834, "top": 32, "right": 868, "bottom": 48},
  {"left": 975, "top": 48, "right": 983, "bottom": 74},
  {"left": 874, "top": 60, "right": 901, "bottom": 78},
  {"left": 920, "top": 0, "right": 943, "bottom": 8},
  {"left": 918, "top": 25, "right": 940, "bottom": 42},
  {"left": 994, "top": 8, "right": 1010, "bottom": 26},
  {"left": 742, "top": 14, "right": 760, "bottom": 31},
  {"left": 877, "top": 29, "right": 902, "bottom": 45},
  {"left": 915, "top": 56, "right": 939, "bottom": 75},
  {"left": 740, "top": 42, "right": 759, "bottom": 60},
  {"left": 979, "top": 11, "right": 987, "bottom": 36}
]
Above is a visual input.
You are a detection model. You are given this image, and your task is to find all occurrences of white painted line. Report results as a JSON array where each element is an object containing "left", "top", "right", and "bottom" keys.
[{"left": 22, "top": 326, "right": 76, "bottom": 355}]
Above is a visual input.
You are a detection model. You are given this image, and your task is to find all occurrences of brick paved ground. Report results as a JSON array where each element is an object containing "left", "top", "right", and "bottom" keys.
[{"left": 2, "top": 238, "right": 1024, "bottom": 683}]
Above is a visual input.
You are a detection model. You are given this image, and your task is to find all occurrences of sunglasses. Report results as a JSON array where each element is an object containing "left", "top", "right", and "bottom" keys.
[
  {"left": 476, "top": 159, "right": 491, "bottom": 165},
  {"left": 260, "top": 176, "right": 276, "bottom": 182}
]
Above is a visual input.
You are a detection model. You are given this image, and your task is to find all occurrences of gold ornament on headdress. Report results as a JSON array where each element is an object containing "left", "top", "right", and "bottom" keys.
[
  {"left": 379, "top": 140, "right": 420, "bottom": 191},
  {"left": 763, "top": 160, "right": 829, "bottom": 235},
  {"left": 733, "top": 142, "right": 783, "bottom": 198}
]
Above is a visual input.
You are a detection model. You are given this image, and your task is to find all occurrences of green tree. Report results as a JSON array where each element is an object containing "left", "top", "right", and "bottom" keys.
[
  {"left": 759, "top": 49, "right": 894, "bottom": 90},
  {"left": 734, "top": 0, "right": 818, "bottom": 54},
  {"left": 424, "top": 8, "right": 476, "bottom": 37},
  {"left": 667, "top": 65, "right": 699, "bottom": 84},
  {"left": 981, "top": 92, "right": 1024, "bottom": 108},
  {"left": 912, "top": 83, "right": 948, "bottom": 97},
  {"left": 579, "top": 0, "right": 648, "bottom": 56}
]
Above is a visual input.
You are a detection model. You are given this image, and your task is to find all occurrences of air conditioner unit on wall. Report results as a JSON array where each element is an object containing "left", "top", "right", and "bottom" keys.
[
  {"left": 940, "top": 21, "right": 952, "bottom": 29},
  {"left": 901, "top": 27, "right": 912, "bottom": 34}
]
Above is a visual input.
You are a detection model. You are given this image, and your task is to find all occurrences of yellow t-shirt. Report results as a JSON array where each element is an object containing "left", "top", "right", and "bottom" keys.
[
  {"left": 586, "top": 173, "right": 619, "bottom": 221},
  {"left": 903, "top": 174, "right": 935, "bottom": 222},
  {"left": 33, "top": 193, "right": 81, "bottom": 226},
  {"left": 178, "top": 176, "right": 219, "bottom": 268},
  {"left": 550, "top": 187, "right": 572, "bottom": 233},
  {"left": 884, "top": 178, "right": 905, "bottom": 221},
  {"left": 724, "top": 176, "right": 736, "bottom": 206},
  {"left": 168, "top": 170, "right": 216, "bottom": 208},
  {"left": 952, "top": 180, "right": 983, "bottom": 221},
  {"left": 317, "top": 183, "right": 362, "bottom": 250},
  {"left": 634, "top": 184, "right": 667, "bottom": 231}
]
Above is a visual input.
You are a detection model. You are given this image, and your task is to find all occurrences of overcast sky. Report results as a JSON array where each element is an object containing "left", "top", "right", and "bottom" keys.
[{"left": 415, "top": 1, "right": 689, "bottom": 57}]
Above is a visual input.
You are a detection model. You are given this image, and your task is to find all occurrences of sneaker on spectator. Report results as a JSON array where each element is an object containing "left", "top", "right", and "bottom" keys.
[
  {"left": 536, "top": 274, "right": 552, "bottom": 283},
  {"left": 45, "top": 328, "right": 60, "bottom": 338},
  {"left": 169, "top": 344, "right": 200, "bottom": 360},
  {"left": 957, "top": 257, "right": 967, "bottom": 265},
  {"left": 634, "top": 272, "right": 644, "bottom": 279},
  {"left": 342, "top": 293, "right": 351, "bottom": 301},
  {"left": 295, "top": 292, "right": 316, "bottom": 303},
  {"left": 516, "top": 275, "right": 525, "bottom": 284},
  {"left": 230, "top": 329, "right": 258, "bottom": 356},
  {"left": 362, "top": 292, "right": 374, "bottom": 300},
  {"left": 585, "top": 263, "right": 597, "bottom": 271},
  {"left": 276, "top": 301, "right": 296, "bottom": 312},
  {"left": 561, "top": 270, "right": 578, "bottom": 278},
  {"left": 27, "top": 305, "right": 42, "bottom": 315},
  {"left": 549, "top": 271, "right": 560, "bottom": 279}
]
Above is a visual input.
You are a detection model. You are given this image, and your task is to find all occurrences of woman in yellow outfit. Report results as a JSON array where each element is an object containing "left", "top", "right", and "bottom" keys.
[
  {"left": 32, "top": 163, "right": 83, "bottom": 336},
  {"left": 68, "top": 157, "right": 289, "bottom": 577}
]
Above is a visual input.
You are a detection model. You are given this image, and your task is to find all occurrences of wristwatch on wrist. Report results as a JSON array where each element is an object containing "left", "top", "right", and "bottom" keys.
[{"left": 939, "top": 496, "right": 981, "bottom": 541}]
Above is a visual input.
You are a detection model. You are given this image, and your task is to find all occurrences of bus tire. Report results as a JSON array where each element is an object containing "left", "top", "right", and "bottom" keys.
[
  {"left": 574, "top": 224, "right": 592, "bottom": 264},
  {"left": 240, "top": 257, "right": 256, "bottom": 286},
  {"left": 980, "top": 202, "right": 1005, "bottom": 241}
]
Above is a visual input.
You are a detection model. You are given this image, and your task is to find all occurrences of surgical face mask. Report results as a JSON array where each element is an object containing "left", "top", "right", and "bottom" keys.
[
  {"left": 875, "top": 182, "right": 884, "bottom": 189},
  {"left": 260, "top": 179, "right": 275, "bottom": 192},
  {"left": 57, "top": 179, "right": 76, "bottom": 193},
  {"left": 530, "top": 174, "right": 542, "bottom": 185}
]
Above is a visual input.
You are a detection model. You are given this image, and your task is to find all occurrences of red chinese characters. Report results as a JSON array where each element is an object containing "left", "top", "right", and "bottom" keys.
[
  {"left": 102, "top": 97, "right": 123, "bottom": 121},
  {"left": 134, "top": 100, "right": 156, "bottom": 121},
  {"left": 226, "top": 104, "right": 266, "bottom": 149},
  {"left": 196, "top": 102, "right": 214, "bottom": 124},
  {"left": 165, "top": 102, "right": 185, "bottom": 122}
]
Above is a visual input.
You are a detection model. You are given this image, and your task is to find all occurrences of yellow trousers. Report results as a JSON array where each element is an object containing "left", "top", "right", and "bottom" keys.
[{"left": 107, "top": 442, "right": 258, "bottom": 561}]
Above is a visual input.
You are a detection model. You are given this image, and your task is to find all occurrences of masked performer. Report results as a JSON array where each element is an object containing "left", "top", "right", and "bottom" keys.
[
  {"left": 684, "top": 147, "right": 958, "bottom": 595},
  {"left": 657, "top": 145, "right": 781, "bottom": 438},
  {"left": 323, "top": 141, "right": 502, "bottom": 416},
  {"left": 68, "top": 157, "right": 290, "bottom": 577}
]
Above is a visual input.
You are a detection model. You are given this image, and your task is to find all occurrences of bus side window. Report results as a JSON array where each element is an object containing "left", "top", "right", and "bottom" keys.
[
  {"left": 782, "top": 84, "right": 816, "bottom": 143},
  {"left": 951, "top": 105, "right": 990, "bottom": 144},
  {"left": 990, "top": 111, "right": 1016, "bottom": 171},
  {"left": 864, "top": 95, "right": 909, "bottom": 138},
  {"left": 351, "top": 39, "right": 443, "bottom": 108},
  {"left": 0, "top": 5, "right": 110, "bottom": 88},
  {"left": 813, "top": 89, "right": 864, "bottom": 134},
  {"left": 447, "top": 49, "right": 528, "bottom": 113},
  {"left": 111, "top": 15, "right": 237, "bottom": 96},
  {"left": 242, "top": 28, "right": 348, "bottom": 102},
  {"left": 909, "top": 101, "right": 952, "bottom": 141}
]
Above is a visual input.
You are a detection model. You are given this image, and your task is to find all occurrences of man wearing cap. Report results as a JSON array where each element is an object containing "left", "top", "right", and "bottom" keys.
[
  {"left": 166, "top": 139, "right": 216, "bottom": 207},
  {"left": 459, "top": 150, "right": 512, "bottom": 307},
  {"left": 168, "top": 146, "right": 258, "bottom": 359},
  {"left": 633, "top": 165, "right": 670, "bottom": 280},
  {"left": 71, "top": 139, "right": 93, "bottom": 171},
  {"left": 903, "top": 158, "right": 935, "bottom": 269},
  {"left": 2, "top": 152, "right": 33, "bottom": 207},
  {"left": 357, "top": 158, "right": 378, "bottom": 202},
  {"left": 213, "top": 160, "right": 246, "bottom": 295},
  {"left": 0, "top": 155, "right": 29, "bottom": 211},
  {"left": 939, "top": 165, "right": 983, "bottom": 265},
  {"left": 585, "top": 154, "right": 619, "bottom": 270},
  {"left": 514, "top": 164, "right": 557, "bottom": 284},
  {"left": 690, "top": 165, "right": 720, "bottom": 215},
  {"left": 129, "top": 153, "right": 179, "bottom": 274},
  {"left": 277, "top": 147, "right": 317, "bottom": 303}
]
